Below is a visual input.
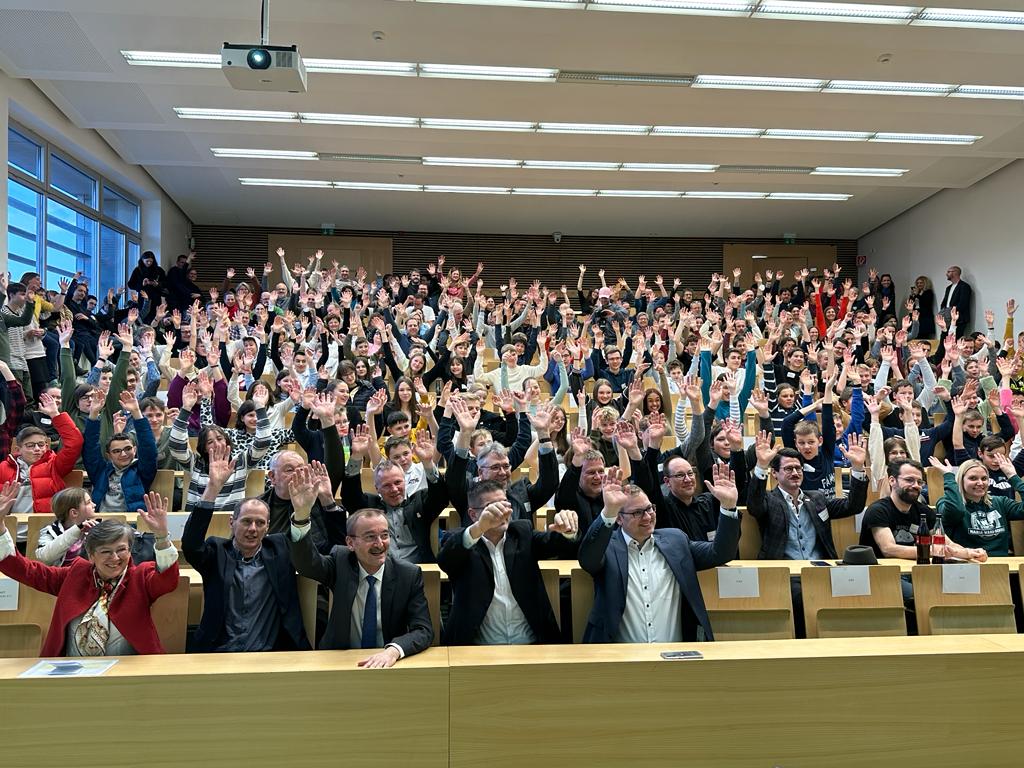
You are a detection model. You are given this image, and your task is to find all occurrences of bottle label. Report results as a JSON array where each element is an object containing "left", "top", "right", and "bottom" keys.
[{"left": 918, "top": 534, "right": 932, "bottom": 546}]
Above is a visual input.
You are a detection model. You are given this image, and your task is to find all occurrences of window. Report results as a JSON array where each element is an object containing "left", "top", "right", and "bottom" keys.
[
  {"left": 8, "top": 122, "right": 141, "bottom": 294},
  {"left": 49, "top": 154, "right": 97, "bottom": 208},
  {"left": 46, "top": 197, "right": 95, "bottom": 286},
  {"left": 8, "top": 128, "right": 42, "bottom": 179},
  {"left": 7, "top": 179, "right": 43, "bottom": 279},
  {"left": 99, "top": 225, "right": 125, "bottom": 302},
  {"left": 102, "top": 184, "right": 140, "bottom": 231}
]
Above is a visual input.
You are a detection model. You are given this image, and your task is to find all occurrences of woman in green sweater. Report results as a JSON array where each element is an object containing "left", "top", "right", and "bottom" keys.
[{"left": 930, "top": 455, "right": 1024, "bottom": 556}]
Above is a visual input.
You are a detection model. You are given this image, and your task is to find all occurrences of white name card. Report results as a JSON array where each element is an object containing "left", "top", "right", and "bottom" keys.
[
  {"left": 830, "top": 566, "right": 871, "bottom": 597},
  {"left": 0, "top": 578, "right": 19, "bottom": 611},
  {"left": 717, "top": 567, "right": 760, "bottom": 599},
  {"left": 942, "top": 563, "right": 981, "bottom": 595}
]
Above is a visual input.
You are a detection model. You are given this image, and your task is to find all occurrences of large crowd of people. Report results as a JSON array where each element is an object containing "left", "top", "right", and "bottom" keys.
[{"left": 0, "top": 249, "right": 1020, "bottom": 665}]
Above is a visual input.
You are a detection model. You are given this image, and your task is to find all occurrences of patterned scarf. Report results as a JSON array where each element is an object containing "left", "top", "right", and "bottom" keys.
[{"left": 73, "top": 567, "right": 128, "bottom": 656}]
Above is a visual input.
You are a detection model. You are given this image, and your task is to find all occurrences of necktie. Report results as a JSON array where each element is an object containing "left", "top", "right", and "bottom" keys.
[{"left": 361, "top": 575, "right": 378, "bottom": 649}]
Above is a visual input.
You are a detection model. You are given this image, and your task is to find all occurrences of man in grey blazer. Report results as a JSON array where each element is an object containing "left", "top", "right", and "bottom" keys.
[
  {"left": 288, "top": 466, "right": 433, "bottom": 667},
  {"left": 578, "top": 463, "right": 741, "bottom": 644}
]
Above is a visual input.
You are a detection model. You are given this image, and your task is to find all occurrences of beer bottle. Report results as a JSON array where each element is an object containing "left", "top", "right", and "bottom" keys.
[
  {"left": 916, "top": 511, "right": 931, "bottom": 565},
  {"left": 931, "top": 513, "right": 946, "bottom": 565}
]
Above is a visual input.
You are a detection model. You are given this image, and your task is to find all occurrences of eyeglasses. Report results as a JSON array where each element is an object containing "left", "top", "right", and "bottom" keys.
[
  {"left": 619, "top": 504, "right": 656, "bottom": 519},
  {"left": 355, "top": 532, "right": 390, "bottom": 544},
  {"left": 667, "top": 471, "right": 695, "bottom": 480},
  {"left": 95, "top": 545, "right": 131, "bottom": 558},
  {"left": 480, "top": 462, "right": 511, "bottom": 472},
  {"left": 108, "top": 445, "right": 135, "bottom": 456},
  {"left": 778, "top": 466, "right": 804, "bottom": 475}
]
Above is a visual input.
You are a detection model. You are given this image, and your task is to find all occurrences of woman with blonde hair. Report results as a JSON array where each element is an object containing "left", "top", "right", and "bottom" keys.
[
  {"left": 909, "top": 275, "right": 935, "bottom": 339},
  {"left": 931, "top": 455, "right": 1024, "bottom": 556}
]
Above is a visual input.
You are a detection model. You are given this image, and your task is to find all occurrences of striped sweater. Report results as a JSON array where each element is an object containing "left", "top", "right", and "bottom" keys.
[{"left": 168, "top": 406, "right": 272, "bottom": 512}]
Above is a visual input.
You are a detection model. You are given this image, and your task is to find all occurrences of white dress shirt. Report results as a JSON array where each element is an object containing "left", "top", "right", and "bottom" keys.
[
  {"left": 462, "top": 527, "right": 536, "bottom": 645},
  {"left": 614, "top": 529, "right": 684, "bottom": 644}
]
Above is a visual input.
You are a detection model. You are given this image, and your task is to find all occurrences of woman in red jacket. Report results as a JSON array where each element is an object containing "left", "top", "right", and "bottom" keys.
[{"left": 0, "top": 485, "right": 178, "bottom": 656}]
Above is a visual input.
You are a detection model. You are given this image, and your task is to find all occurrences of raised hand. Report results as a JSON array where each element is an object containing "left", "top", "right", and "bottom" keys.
[
  {"left": 704, "top": 462, "right": 738, "bottom": 509},
  {"left": 38, "top": 391, "right": 60, "bottom": 418},
  {"left": 287, "top": 465, "right": 319, "bottom": 513},
  {"left": 754, "top": 430, "right": 778, "bottom": 470},
  {"left": 119, "top": 390, "right": 142, "bottom": 419},
  {"left": 838, "top": 431, "right": 867, "bottom": 470},
  {"left": 206, "top": 440, "right": 237, "bottom": 494},
  {"left": 350, "top": 424, "right": 371, "bottom": 458},
  {"left": 0, "top": 481, "right": 18, "bottom": 521},
  {"left": 365, "top": 388, "right": 388, "bottom": 417},
  {"left": 58, "top": 318, "right": 74, "bottom": 347},
  {"left": 601, "top": 466, "right": 630, "bottom": 517},
  {"left": 181, "top": 381, "right": 200, "bottom": 411},
  {"left": 644, "top": 411, "right": 667, "bottom": 448},
  {"left": 570, "top": 426, "right": 592, "bottom": 457},
  {"left": 413, "top": 429, "right": 436, "bottom": 464},
  {"left": 615, "top": 420, "right": 639, "bottom": 452},
  {"left": 251, "top": 385, "right": 270, "bottom": 409},
  {"left": 112, "top": 411, "right": 128, "bottom": 435},
  {"left": 527, "top": 400, "right": 554, "bottom": 435},
  {"left": 749, "top": 388, "right": 770, "bottom": 418},
  {"left": 137, "top": 491, "right": 170, "bottom": 539},
  {"left": 928, "top": 455, "right": 957, "bottom": 475}
]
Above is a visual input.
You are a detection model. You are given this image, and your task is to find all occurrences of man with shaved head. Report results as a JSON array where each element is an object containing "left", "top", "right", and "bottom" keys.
[
  {"left": 940, "top": 265, "right": 973, "bottom": 338},
  {"left": 260, "top": 449, "right": 347, "bottom": 553}
]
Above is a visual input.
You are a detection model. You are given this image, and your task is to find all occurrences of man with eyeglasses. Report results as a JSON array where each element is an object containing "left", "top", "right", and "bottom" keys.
[
  {"left": 578, "top": 463, "right": 740, "bottom": 643},
  {"left": 82, "top": 391, "right": 157, "bottom": 514},
  {"left": 291, "top": 467, "right": 433, "bottom": 665},
  {"left": 438, "top": 479, "right": 579, "bottom": 645},
  {"left": 747, "top": 430, "right": 868, "bottom": 561},
  {"left": 182, "top": 441, "right": 310, "bottom": 653}
]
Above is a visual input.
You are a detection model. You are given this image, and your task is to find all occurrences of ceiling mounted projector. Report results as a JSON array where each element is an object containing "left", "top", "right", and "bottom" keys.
[{"left": 221, "top": 43, "right": 307, "bottom": 93}]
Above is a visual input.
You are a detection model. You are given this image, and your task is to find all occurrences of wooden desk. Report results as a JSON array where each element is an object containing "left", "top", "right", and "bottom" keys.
[
  {"left": 448, "top": 637, "right": 1024, "bottom": 768},
  {"left": 0, "top": 649, "right": 450, "bottom": 768}
]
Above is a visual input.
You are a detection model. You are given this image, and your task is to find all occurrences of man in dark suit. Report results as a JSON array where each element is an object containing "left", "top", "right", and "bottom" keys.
[
  {"left": 438, "top": 479, "right": 579, "bottom": 645},
  {"left": 446, "top": 396, "right": 559, "bottom": 527},
  {"left": 339, "top": 426, "right": 448, "bottom": 564},
  {"left": 940, "top": 265, "right": 973, "bottom": 338},
  {"left": 578, "top": 463, "right": 740, "bottom": 643},
  {"left": 746, "top": 430, "right": 868, "bottom": 560},
  {"left": 181, "top": 442, "right": 310, "bottom": 653},
  {"left": 289, "top": 466, "right": 433, "bottom": 666}
]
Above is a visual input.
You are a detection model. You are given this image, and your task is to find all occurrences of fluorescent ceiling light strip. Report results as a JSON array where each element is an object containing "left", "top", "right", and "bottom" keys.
[
  {"left": 523, "top": 160, "right": 622, "bottom": 170},
  {"left": 913, "top": 8, "right": 1024, "bottom": 29},
  {"left": 598, "top": 189, "right": 684, "bottom": 197},
  {"left": 304, "top": 58, "right": 417, "bottom": 76},
  {"left": 622, "top": 162, "right": 719, "bottom": 172},
  {"left": 588, "top": 0, "right": 755, "bottom": 16},
  {"left": 238, "top": 177, "right": 850, "bottom": 199},
  {"left": 824, "top": 80, "right": 955, "bottom": 96},
  {"left": 870, "top": 132, "right": 978, "bottom": 144},
  {"left": 538, "top": 122, "right": 652, "bottom": 134},
  {"left": 766, "top": 192, "right": 852, "bottom": 200},
  {"left": 175, "top": 107, "right": 298, "bottom": 122},
  {"left": 419, "top": 63, "right": 557, "bottom": 81},
  {"left": 334, "top": 181, "right": 422, "bottom": 191},
  {"left": 176, "top": 107, "right": 980, "bottom": 145},
  {"left": 424, "top": 185, "right": 512, "bottom": 193},
  {"left": 692, "top": 75, "right": 825, "bottom": 91},
  {"left": 511, "top": 187, "right": 598, "bottom": 196},
  {"left": 211, "top": 148, "right": 318, "bottom": 160},
  {"left": 239, "top": 177, "right": 333, "bottom": 187},
  {"left": 122, "top": 50, "right": 221, "bottom": 68},
  {"left": 812, "top": 166, "right": 907, "bottom": 176},
  {"left": 752, "top": 1, "right": 918, "bottom": 22},
  {"left": 423, "top": 157, "right": 523, "bottom": 167},
  {"left": 300, "top": 112, "right": 419, "bottom": 127},
  {"left": 765, "top": 129, "right": 873, "bottom": 141},
  {"left": 951, "top": 85, "right": 1024, "bottom": 100},
  {"left": 421, "top": 118, "right": 536, "bottom": 131}
]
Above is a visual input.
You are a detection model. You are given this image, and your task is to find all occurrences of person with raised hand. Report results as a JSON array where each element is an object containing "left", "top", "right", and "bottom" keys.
[
  {"left": 289, "top": 464, "right": 432, "bottom": 662},
  {"left": 438, "top": 478, "right": 579, "bottom": 645},
  {"left": 182, "top": 440, "right": 311, "bottom": 653},
  {"left": 932, "top": 452, "right": 1024, "bottom": 557},
  {"left": 81, "top": 390, "right": 157, "bottom": 514},
  {"left": 577, "top": 463, "right": 740, "bottom": 644},
  {"left": 0, "top": 485, "right": 179, "bottom": 655}
]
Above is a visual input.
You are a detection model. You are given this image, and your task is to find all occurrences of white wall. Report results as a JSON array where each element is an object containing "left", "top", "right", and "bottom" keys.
[
  {"left": 859, "top": 160, "right": 1024, "bottom": 335},
  {"left": 0, "top": 71, "right": 190, "bottom": 272}
]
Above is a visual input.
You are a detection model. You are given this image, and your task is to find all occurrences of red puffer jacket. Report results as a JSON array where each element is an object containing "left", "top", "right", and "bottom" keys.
[{"left": 0, "top": 413, "right": 84, "bottom": 513}]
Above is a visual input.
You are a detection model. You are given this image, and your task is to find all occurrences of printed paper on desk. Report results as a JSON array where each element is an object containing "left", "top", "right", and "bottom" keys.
[
  {"left": 0, "top": 577, "right": 18, "bottom": 611},
  {"left": 164, "top": 514, "right": 189, "bottom": 542},
  {"left": 717, "top": 567, "right": 759, "bottom": 599},
  {"left": 830, "top": 566, "right": 871, "bottom": 597},
  {"left": 942, "top": 563, "right": 981, "bottom": 594}
]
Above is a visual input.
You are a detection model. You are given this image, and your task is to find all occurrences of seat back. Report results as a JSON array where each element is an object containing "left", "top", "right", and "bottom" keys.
[
  {"left": 738, "top": 509, "right": 762, "bottom": 560},
  {"left": 696, "top": 566, "right": 794, "bottom": 641},
  {"left": 1011, "top": 520, "right": 1024, "bottom": 556},
  {"left": 569, "top": 567, "right": 595, "bottom": 643},
  {"left": 541, "top": 567, "right": 561, "bottom": 631},
  {"left": 800, "top": 565, "right": 906, "bottom": 639},
  {"left": 62, "top": 470, "right": 84, "bottom": 488},
  {"left": 0, "top": 623, "right": 42, "bottom": 658},
  {"left": 912, "top": 563, "right": 1015, "bottom": 636},
  {"left": 418, "top": 564, "right": 442, "bottom": 647},
  {"left": 830, "top": 517, "right": 859, "bottom": 558},
  {"left": 150, "top": 469, "right": 176, "bottom": 507},
  {"left": 244, "top": 469, "right": 267, "bottom": 498},
  {"left": 151, "top": 575, "right": 190, "bottom": 653}
]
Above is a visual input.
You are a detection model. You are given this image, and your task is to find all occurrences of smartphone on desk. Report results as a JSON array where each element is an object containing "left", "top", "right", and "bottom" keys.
[
  {"left": 810, "top": 560, "right": 833, "bottom": 567},
  {"left": 660, "top": 651, "right": 703, "bottom": 661}
]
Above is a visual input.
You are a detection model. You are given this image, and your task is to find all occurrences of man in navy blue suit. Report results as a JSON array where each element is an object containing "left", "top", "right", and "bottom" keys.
[{"left": 578, "top": 463, "right": 740, "bottom": 643}]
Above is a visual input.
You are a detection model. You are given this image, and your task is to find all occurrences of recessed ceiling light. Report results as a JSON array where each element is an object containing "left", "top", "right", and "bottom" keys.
[
  {"left": 598, "top": 189, "right": 684, "bottom": 197},
  {"left": 303, "top": 58, "right": 417, "bottom": 76},
  {"left": 418, "top": 63, "right": 557, "bottom": 81},
  {"left": 176, "top": 107, "right": 298, "bottom": 122},
  {"left": 424, "top": 185, "right": 512, "bottom": 193},
  {"left": 239, "top": 177, "right": 333, "bottom": 187},
  {"left": 423, "top": 156, "right": 524, "bottom": 167},
  {"left": 122, "top": 50, "right": 221, "bottom": 68},
  {"left": 212, "top": 148, "right": 318, "bottom": 160},
  {"left": 812, "top": 166, "right": 907, "bottom": 176},
  {"left": 537, "top": 122, "right": 652, "bottom": 134},
  {"left": 766, "top": 192, "right": 853, "bottom": 200},
  {"left": 421, "top": 118, "right": 536, "bottom": 131}
]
